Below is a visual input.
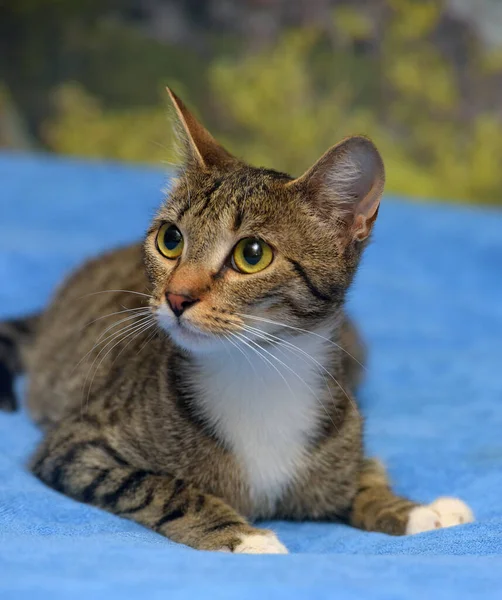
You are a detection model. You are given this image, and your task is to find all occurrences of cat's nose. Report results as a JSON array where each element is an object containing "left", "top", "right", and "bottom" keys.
[{"left": 165, "top": 292, "right": 199, "bottom": 318}]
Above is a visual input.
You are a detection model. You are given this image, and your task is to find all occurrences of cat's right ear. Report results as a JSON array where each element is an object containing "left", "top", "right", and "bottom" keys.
[
  {"left": 166, "top": 87, "right": 237, "bottom": 171},
  {"left": 287, "top": 136, "right": 385, "bottom": 242}
]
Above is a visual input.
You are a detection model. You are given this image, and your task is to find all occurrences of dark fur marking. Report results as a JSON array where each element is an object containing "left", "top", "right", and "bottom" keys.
[
  {"left": 233, "top": 207, "right": 245, "bottom": 231},
  {"left": 161, "top": 478, "right": 186, "bottom": 513},
  {"left": 68, "top": 413, "right": 101, "bottom": 429},
  {"left": 192, "top": 178, "right": 223, "bottom": 218},
  {"left": 226, "top": 537, "right": 241, "bottom": 552},
  {"left": 176, "top": 198, "right": 191, "bottom": 222},
  {"left": 30, "top": 453, "right": 48, "bottom": 477},
  {"left": 194, "top": 494, "right": 205, "bottom": 513},
  {"left": 311, "top": 390, "right": 350, "bottom": 449},
  {"left": 0, "top": 363, "right": 15, "bottom": 410},
  {"left": 119, "top": 486, "right": 156, "bottom": 515},
  {"left": 10, "top": 318, "right": 33, "bottom": 335},
  {"left": 46, "top": 439, "right": 129, "bottom": 491},
  {"left": 154, "top": 505, "right": 187, "bottom": 530},
  {"left": 31, "top": 430, "right": 77, "bottom": 477},
  {"left": 102, "top": 469, "right": 152, "bottom": 508},
  {"left": 288, "top": 259, "right": 332, "bottom": 303},
  {"left": 0, "top": 334, "right": 15, "bottom": 351},
  {"left": 81, "top": 469, "right": 110, "bottom": 503},
  {"left": 95, "top": 440, "right": 130, "bottom": 467},
  {"left": 210, "top": 268, "right": 226, "bottom": 282},
  {"left": 205, "top": 520, "right": 243, "bottom": 533},
  {"left": 169, "top": 351, "right": 216, "bottom": 437}
]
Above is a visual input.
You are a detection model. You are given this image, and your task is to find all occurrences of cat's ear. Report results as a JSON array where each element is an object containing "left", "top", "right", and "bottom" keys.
[
  {"left": 166, "top": 87, "right": 236, "bottom": 170},
  {"left": 287, "top": 136, "right": 385, "bottom": 241}
]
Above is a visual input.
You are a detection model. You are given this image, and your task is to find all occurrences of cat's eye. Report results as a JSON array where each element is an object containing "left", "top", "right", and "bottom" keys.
[
  {"left": 231, "top": 238, "right": 273, "bottom": 274},
  {"left": 156, "top": 224, "right": 184, "bottom": 259}
]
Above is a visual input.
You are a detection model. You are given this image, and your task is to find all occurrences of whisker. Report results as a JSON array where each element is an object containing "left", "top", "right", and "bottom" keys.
[
  {"left": 75, "top": 315, "right": 153, "bottom": 384},
  {"left": 84, "top": 306, "right": 150, "bottom": 328},
  {"left": 236, "top": 312, "right": 366, "bottom": 370},
  {"left": 136, "top": 329, "right": 158, "bottom": 356},
  {"left": 240, "top": 323, "right": 334, "bottom": 393},
  {"left": 94, "top": 310, "right": 151, "bottom": 344},
  {"left": 244, "top": 325, "right": 356, "bottom": 408},
  {"left": 220, "top": 334, "right": 238, "bottom": 370},
  {"left": 231, "top": 332, "right": 296, "bottom": 400},
  {"left": 81, "top": 317, "right": 154, "bottom": 415},
  {"left": 223, "top": 333, "right": 259, "bottom": 378},
  {"left": 72, "top": 314, "right": 152, "bottom": 375},
  {"left": 82, "top": 320, "right": 155, "bottom": 417},
  {"left": 241, "top": 323, "right": 352, "bottom": 416},
  {"left": 237, "top": 330, "right": 339, "bottom": 433},
  {"left": 79, "top": 289, "right": 153, "bottom": 300}
]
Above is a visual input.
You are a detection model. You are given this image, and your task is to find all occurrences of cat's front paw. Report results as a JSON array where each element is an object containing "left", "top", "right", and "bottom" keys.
[
  {"left": 232, "top": 531, "right": 289, "bottom": 554},
  {"left": 406, "top": 497, "right": 474, "bottom": 535}
]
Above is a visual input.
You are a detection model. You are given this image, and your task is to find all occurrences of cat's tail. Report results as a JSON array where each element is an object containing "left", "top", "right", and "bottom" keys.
[{"left": 0, "top": 313, "right": 41, "bottom": 411}]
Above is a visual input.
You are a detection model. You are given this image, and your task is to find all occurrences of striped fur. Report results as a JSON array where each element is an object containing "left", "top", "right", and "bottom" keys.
[{"left": 0, "top": 90, "right": 473, "bottom": 552}]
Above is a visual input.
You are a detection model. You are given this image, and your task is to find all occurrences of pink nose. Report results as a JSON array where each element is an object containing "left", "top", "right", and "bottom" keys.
[{"left": 166, "top": 292, "right": 199, "bottom": 318}]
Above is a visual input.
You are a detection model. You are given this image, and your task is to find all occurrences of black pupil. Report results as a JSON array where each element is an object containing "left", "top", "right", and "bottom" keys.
[
  {"left": 243, "top": 240, "right": 263, "bottom": 265},
  {"left": 164, "top": 226, "right": 182, "bottom": 250}
]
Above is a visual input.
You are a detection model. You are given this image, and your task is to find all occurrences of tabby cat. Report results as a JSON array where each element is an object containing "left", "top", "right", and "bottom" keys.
[{"left": 0, "top": 89, "right": 473, "bottom": 553}]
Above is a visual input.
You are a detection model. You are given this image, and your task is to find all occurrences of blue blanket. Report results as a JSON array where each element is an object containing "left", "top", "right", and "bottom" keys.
[{"left": 0, "top": 153, "right": 501, "bottom": 599}]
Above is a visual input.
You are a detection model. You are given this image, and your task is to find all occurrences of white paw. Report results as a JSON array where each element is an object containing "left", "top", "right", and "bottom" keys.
[
  {"left": 406, "top": 497, "right": 474, "bottom": 535},
  {"left": 233, "top": 531, "right": 289, "bottom": 554}
]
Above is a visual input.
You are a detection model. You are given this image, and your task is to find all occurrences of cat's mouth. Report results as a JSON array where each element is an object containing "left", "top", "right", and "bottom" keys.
[{"left": 155, "top": 303, "right": 226, "bottom": 352}]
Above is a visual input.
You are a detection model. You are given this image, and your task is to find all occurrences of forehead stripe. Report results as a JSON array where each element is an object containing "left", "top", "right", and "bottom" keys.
[{"left": 191, "top": 178, "right": 223, "bottom": 219}]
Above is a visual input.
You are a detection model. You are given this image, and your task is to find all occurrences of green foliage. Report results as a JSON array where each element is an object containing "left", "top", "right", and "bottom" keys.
[
  {"left": 43, "top": 83, "right": 179, "bottom": 164},
  {"left": 23, "top": 2, "right": 502, "bottom": 205},
  {"left": 209, "top": 6, "right": 502, "bottom": 205}
]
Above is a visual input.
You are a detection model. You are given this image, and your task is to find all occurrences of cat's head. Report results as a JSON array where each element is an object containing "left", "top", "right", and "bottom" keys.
[{"left": 144, "top": 89, "right": 384, "bottom": 354}]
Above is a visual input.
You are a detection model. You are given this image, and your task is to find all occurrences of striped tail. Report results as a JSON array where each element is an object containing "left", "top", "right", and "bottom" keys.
[{"left": 0, "top": 314, "right": 40, "bottom": 411}]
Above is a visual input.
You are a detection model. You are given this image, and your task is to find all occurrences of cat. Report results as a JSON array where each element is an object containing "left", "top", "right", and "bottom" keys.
[{"left": 0, "top": 88, "right": 473, "bottom": 553}]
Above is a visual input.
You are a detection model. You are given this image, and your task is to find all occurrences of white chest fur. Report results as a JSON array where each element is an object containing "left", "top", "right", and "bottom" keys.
[{"left": 192, "top": 331, "right": 331, "bottom": 510}]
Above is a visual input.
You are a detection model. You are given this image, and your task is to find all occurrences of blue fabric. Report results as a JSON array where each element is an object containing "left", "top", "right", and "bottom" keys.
[{"left": 0, "top": 152, "right": 501, "bottom": 599}]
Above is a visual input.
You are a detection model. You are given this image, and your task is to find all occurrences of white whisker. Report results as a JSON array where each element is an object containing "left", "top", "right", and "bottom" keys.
[
  {"left": 224, "top": 333, "right": 259, "bottom": 379},
  {"left": 237, "top": 330, "right": 339, "bottom": 433},
  {"left": 76, "top": 315, "right": 153, "bottom": 386},
  {"left": 81, "top": 316, "right": 155, "bottom": 415},
  {"left": 236, "top": 312, "right": 365, "bottom": 370},
  {"left": 79, "top": 289, "right": 153, "bottom": 300},
  {"left": 241, "top": 323, "right": 354, "bottom": 405},
  {"left": 231, "top": 332, "right": 293, "bottom": 396},
  {"left": 72, "top": 314, "right": 152, "bottom": 375},
  {"left": 84, "top": 306, "right": 150, "bottom": 328},
  {"left": 94, "top": 310, "right": 151, "bottom": 344},
  {"left": 136, "top": 329, "right": 158, "bottom": 356}
]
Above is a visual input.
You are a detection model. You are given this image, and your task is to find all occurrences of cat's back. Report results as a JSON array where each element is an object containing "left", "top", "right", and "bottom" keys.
[{"left": 26, "top": 243, "right": 151, "bottom": 424}]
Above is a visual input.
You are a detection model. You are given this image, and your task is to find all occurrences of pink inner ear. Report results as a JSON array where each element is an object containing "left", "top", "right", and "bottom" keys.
[
  {"left": 352, "top": 214, "right": 370, "bottom": 242},
  {"left": 352, "top": 204, "right": 380, "bottom": 242}
]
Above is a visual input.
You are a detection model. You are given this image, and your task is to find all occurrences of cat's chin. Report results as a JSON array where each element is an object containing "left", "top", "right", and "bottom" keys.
[
  {"left": 156, "top": 310, "right": 225, "bottom": 355},
  {"left": 167, "top": 325, "right": 222, "bottom": 354}
]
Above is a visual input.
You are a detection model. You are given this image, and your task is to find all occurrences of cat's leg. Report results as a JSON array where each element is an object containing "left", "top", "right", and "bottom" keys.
[
  {"left": 30, "top": 422, "right": 288, "bottom": 553},
  {"left": 349, "top": 458, "right": 474, "bottom": 535}
]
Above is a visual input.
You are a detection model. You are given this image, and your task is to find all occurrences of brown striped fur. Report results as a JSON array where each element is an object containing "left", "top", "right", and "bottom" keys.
[{"left": 0, "top": 89, "right": 472, "bottom": 552}]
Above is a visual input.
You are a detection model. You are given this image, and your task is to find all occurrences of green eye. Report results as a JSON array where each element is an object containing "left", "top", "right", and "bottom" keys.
[
  {"left": 157, "top": 224, "right": 184, "bottom": 259},
  {"left": 232, "top": 238, "right": 273, "bottom": 274}
]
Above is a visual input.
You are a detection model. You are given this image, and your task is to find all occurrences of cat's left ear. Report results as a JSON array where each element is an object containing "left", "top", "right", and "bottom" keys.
[
  {"left": 287, "top": 136, "right": 385, "bottom": 242},
  {"left": 166, "top": 87, "right": 237, "bottom": 170}
]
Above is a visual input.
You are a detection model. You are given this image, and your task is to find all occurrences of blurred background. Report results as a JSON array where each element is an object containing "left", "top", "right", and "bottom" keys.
[{"left": 1, "top": 0, "right": 502, "bottom": 206}]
